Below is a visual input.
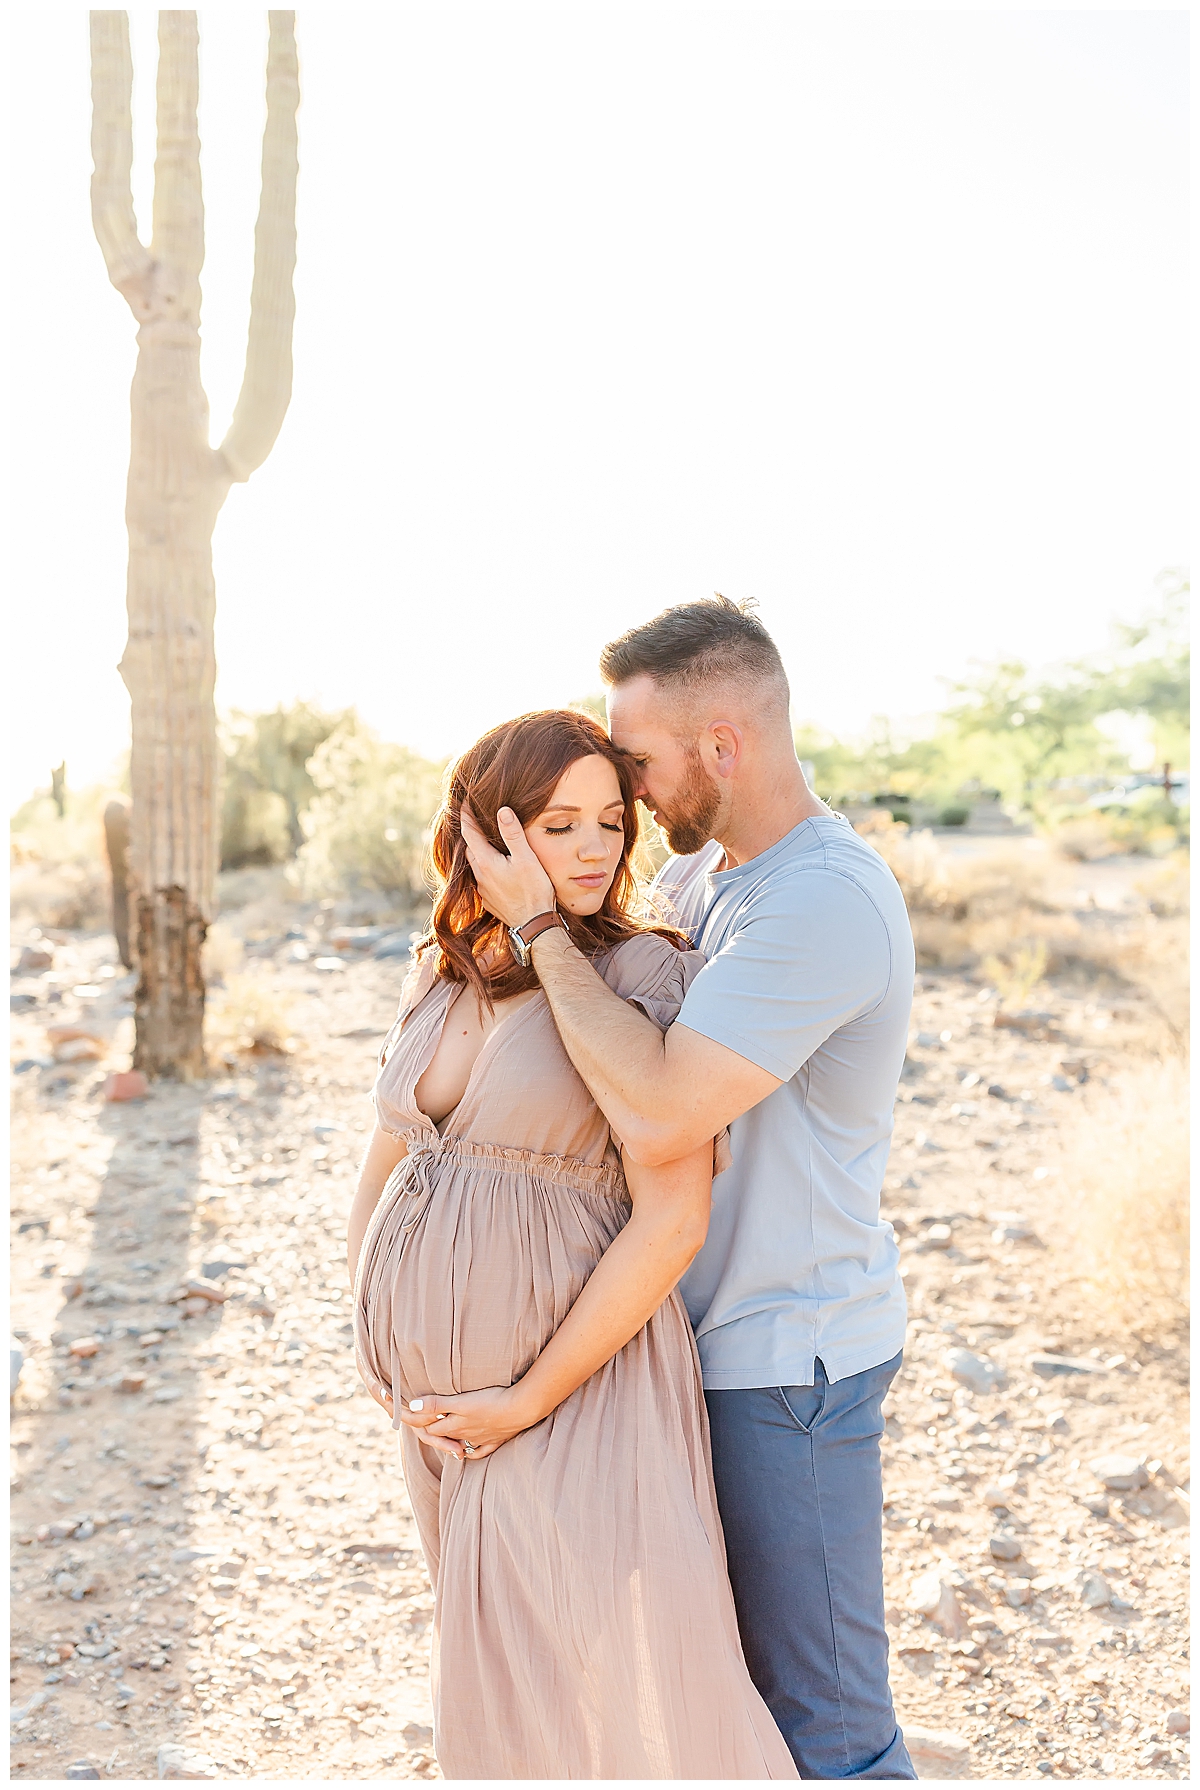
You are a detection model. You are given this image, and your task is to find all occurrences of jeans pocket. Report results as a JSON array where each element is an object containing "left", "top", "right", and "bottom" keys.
[{"left": 778, "top": 1379, "right": 827, "bottom": 1434}]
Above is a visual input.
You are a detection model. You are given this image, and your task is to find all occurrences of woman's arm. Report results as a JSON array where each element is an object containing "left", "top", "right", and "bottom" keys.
[{"left": 397, "top": 1143, "right": 713, "bottom": 1458}]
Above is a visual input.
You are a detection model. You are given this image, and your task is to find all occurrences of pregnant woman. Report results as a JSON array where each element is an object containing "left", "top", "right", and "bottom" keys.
[{"left": 350, "top": 709, "right": 796, "bottom": 1781}]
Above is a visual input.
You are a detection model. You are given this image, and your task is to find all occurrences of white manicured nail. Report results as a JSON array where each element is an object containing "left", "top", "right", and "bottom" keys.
[{"left": 409, "top": 1399, "right": 424, "bottom": 1411}]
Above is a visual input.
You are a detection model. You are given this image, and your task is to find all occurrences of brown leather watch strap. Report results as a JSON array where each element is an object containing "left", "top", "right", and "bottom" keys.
[{"left": 515, "top": 910, "right": 568, "bottom": 949}]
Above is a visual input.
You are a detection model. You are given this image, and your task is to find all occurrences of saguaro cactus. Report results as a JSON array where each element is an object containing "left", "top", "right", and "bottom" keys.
[{"left": 90, "top": 10, "right": 298, "bottom": 1078}]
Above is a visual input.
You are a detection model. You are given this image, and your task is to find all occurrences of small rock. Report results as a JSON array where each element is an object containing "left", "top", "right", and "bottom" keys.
[
  {"left": 117, "top": 1373, "right": 146, "bottom": 1394},
  {"left": 104, "top": 1070, "right": 149, "bottom": 1102},
  {"left": 401, "top": 1723, "right": 434, "bottom": 1748},
  {"left": 1139, "top": 1745, "right": 1172, "bottom": 1768},
  {"left": 989, "top": 1533, "right": 1023, "bottom": 1560},
  {"left": 19, "top": 943, "right": 55, "bottom": 971},
  {"left": 142, "top": 1473, "right": 172, "bottom": 1489},
  {"left": 946, "top": 1348, "right": 1005, "bottom": 1395},
  {"left": 909, "top": 1571, "right": 968, "bottom": 1638},
  {"left": 1081, "top": 1495, "right": 1110, "bottom": 1518},
  {"left": 153, "top": 1386, "right": 183, "bottom": 1402},
  {"left": 53, "top": 1037, "right": 106, "bottom": 1064},
  {"left": 171, "top": 1277, "right": 228, "bottom": 1305},
  {"left": 1004, "top": 1584, "right": 1031, "bottom": 1607},
  {"left": 69, "top": 1336, "right": 102, "bottom": 1358},
  {"left": 925, "top": 1221, "right": 952, "bottom": 1244},
  {"left": 157, "top": 1743, "right": 220, "bottom": 1779},
  {"left": 1030, "top": 1352, "right": 1106, "bottom": 1377},
  {"left": 992, "top": 1223, "right": 1039, "bottom": 1245},
  {"left": 928, "top": 1489, "right": 961, "bottom": 1511},
  {"left": 65, "top": 1762, "right": 102, "bottom": 1779},
  {"left": 981, "top": 1476, "right": 1018, "bottom": 1507},
  {"left": 1079, "top": 1572, "right": 1112, "bottom": 1608},
  {"left": 902, "top": 1725, "right": 970, "bottom": 1779},
  {"left": 1166, "top": 1711, "right": 1189, "bottom": 1735},
  {"left": 1090, "top": 1453, "right": 1149, "bottom": 1491}
]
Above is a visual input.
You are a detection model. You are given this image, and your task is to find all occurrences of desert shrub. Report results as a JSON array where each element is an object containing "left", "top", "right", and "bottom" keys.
[
  {"left": 10, "top": 787, "right": 115, "bottom": 931},
  {"left": 1050, "top": 1057, "right": 1189, "bottom": 1344},
  {"left": 294, "top": 717, "right": 445, "bottom": 904},
  {"left": 1135, "top": 854, "right": 1190, "bottom": 918},
  {"left": 938, "top": 804, "right": 971, "bottom": 827},
  {"left": 205, "top": 971, "right": 296, "bottom": 1062},
  {"left": 981, "top": 941, "right": 1048, "bottom": 1010},
  {"left": 1048, "top": 794, "right": 1189, "bottom": 861}
]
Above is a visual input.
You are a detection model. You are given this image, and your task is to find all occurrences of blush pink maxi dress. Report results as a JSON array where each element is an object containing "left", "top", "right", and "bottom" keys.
[{"left": 354, "top": 932, "right": 798, "bottom": 1781}]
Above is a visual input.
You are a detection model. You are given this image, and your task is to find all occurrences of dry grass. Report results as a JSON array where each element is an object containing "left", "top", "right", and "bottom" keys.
[
  {"left": 1049, "top": 1057, "right": 1190, "bottom": 1346},
  {"left": 204, "top": 970, "right": 296, "bottom": 1064}
]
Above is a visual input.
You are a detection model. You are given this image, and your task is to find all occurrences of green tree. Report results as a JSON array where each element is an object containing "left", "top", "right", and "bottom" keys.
[{"left": 220, "top": 702, "right": 348, "bottom": 868}]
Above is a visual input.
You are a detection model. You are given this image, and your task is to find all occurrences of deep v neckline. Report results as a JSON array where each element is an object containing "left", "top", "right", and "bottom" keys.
[{"left": 414, "top": 981, "right": 543, "bottom": 1135}]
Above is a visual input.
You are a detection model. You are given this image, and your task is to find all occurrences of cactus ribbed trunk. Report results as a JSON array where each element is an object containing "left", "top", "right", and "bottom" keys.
[{"left": 90, "top": 9, "right": 298, "bottom": 1078}]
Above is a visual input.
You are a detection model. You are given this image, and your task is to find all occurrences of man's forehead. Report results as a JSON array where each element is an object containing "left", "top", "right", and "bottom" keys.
[{"left": 607, "top": 675, "right": 665, "bottom": 734}]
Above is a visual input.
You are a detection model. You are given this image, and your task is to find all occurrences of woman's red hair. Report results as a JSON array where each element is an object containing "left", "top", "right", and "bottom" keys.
[{"left": 416, "top": 709, "right": 686, "bottom": 1006}]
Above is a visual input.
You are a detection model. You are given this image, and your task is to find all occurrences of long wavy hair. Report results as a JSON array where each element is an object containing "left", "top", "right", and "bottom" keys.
[{"left": 415, "top": 709, "right": 687, "bottom": 1007}]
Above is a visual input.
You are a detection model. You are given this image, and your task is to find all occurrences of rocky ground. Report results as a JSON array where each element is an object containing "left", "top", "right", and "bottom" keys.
[{"left": 9, "top": 886, "right": 1190, "bottom": 1781}]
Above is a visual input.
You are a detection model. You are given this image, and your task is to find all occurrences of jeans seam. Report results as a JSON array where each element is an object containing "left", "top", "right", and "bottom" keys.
[{"left": 811, "top": 1407, "right": 854, "bottom": 1777}]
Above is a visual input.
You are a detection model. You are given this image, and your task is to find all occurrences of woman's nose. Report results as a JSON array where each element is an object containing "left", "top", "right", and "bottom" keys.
[{"left": 577, "top": 829, "right": 611, "bottom": 862}]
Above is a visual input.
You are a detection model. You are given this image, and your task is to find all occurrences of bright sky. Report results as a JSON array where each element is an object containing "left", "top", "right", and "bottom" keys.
[{"left": 8, "top": 5, "right": 1189, "bottom": 808}]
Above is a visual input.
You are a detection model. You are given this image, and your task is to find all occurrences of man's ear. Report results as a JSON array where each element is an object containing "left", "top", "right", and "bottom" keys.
[{"left": 708, "top": 721, "right": 744, "bottom": 779}]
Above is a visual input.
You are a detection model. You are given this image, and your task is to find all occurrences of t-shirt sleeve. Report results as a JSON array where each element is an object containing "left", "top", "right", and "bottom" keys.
[
  {"left": 600, "top": 935, "right": 731, "bottom": 1178},
  {"left": 675, "top": 870, "right": 894, "bottom": 1081}
]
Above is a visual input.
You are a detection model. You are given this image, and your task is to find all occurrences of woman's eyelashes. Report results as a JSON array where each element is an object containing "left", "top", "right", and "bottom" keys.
[{"left": 541, "top": 819, "right": 624, "bottom": 836}]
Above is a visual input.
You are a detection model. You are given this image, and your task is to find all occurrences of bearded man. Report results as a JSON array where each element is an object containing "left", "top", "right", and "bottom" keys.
[{"left": 462, "top": 596, "right": 916, "bottom": 1780}]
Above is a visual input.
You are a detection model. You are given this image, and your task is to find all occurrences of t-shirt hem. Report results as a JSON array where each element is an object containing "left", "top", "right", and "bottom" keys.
[{"left": 698, "top": 1326, "right": 908, "bottom": 1392}]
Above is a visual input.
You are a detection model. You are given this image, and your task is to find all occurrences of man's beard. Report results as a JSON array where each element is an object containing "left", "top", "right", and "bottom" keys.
[{"left": 653, "top": 748, "right": 722, "bottom": 857}]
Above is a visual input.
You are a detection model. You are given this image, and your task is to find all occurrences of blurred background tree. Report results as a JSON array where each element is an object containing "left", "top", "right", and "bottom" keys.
[{"left": 220, "top": 701, "right": 349, "bottom": 869}]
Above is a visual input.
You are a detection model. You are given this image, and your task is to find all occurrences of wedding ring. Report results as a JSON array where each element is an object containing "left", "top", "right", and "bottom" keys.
[{"left": 462, "top": 1441, "right": 476, "bottom": 1455}]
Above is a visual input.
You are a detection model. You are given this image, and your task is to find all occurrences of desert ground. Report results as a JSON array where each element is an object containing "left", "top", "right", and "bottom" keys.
[{"left": 9, "top": 840, "right": 1189, "bottom": 1780}]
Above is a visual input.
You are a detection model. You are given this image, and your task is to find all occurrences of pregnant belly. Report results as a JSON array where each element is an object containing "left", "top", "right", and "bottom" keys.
[{"left": 356, "top": 1151, "right": 629, "bottom": 1401}]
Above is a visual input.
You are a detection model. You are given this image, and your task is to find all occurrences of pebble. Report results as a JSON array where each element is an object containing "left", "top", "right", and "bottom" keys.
[
  {"left": 117, "top": 1373, "right": 146, "bottom": 1394},
  {"left": 980, "top": 1479, "right": 1017, "bottom": 1508},
  {"left": 1079, "top": 1572, "right": 1112, "bottom": 1608},
  {"left": 909, "top": 1571, "right": 968, "bottom": 1638},
  {"left": 104, "top": 1070, "right": 149, "bottom": 1102},
  {"left": 946, "top": 1348, "right": 1005, "bottom": 1396},
  {"left": 1030, "top": 1352, "right": 1105, "bottom": 1377},
  {"left": 64, "top": 1762, "right": 101, "bottom": 1779},
  {"left": 989, "top": 1532, "right": 1022, "bottom": 1561},
  {"left": 69, "top": 1337, "right": 101, "bottom": 1359},
  {"left": 157, "top": 1743, "right": 222, "bottom": 1779},
  {"left": 1004, "top": 1583, "right": 1031, "bottom": 1607},
  {"left": 1090, "top": 1453, "right": 1149, "bottom": 1491},
  {"left": 1166, "top": 1711, "right": 1189, "bottom": 1735},
  {"left": 902, "top": 1724, "right": 970, "bottom": 1778}
]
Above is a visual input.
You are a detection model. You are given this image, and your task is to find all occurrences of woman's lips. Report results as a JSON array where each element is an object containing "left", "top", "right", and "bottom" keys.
[{"left": 572, "top": 873, "right": 608, "bottom": 888}]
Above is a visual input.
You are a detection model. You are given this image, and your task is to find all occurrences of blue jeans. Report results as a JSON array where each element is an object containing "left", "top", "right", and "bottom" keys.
[{"left": 706, "top": 1354, "right": 915, "bottom": 1779}]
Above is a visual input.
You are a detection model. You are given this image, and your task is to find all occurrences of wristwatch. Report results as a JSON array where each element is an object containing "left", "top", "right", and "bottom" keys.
[{"left": 508, "top": 910, "right": 568, "bottom": 968}]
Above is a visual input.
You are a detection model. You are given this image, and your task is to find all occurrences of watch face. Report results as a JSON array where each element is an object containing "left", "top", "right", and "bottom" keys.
[{"left": 509, "top": 928, "right": 530, "bottom": 968}]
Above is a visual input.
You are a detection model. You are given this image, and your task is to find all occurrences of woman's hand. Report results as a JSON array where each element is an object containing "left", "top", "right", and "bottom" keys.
[{"left": 395, "top": 1385, "right": 539, "bottom": 1461}]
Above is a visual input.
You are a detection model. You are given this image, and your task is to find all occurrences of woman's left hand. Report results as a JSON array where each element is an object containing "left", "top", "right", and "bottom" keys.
[{"left": 395, "top": 1385, "right": 538, "bottom": 1460}]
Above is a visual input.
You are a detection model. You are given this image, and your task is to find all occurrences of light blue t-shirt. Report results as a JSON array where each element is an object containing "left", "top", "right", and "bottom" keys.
[{"left": 658, "top": 814, "right": 913, "bottom": 1391}]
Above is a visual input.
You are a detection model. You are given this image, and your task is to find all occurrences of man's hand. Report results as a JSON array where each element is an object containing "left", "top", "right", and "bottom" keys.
[
  {"left": 396, "top": 1385, "right": 538, "bottom": 1460},
  {"left": 459, "top": 803, "right": 555, "bottom": 931}
]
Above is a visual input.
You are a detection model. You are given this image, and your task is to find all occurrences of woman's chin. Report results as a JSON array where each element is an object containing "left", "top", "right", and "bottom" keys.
[{"left": 559, "top": 889, "right": 609, "bottom": 917}]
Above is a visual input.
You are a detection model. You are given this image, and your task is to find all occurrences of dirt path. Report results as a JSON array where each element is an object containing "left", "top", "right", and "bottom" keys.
[{"left": 9, "top": 923, "right": 1189, "bottom": 1780}]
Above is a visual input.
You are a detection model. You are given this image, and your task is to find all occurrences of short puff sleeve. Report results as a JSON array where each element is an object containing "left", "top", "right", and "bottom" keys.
[{"left": 598, "top": 934, "right": 732, "bottom": 1178}]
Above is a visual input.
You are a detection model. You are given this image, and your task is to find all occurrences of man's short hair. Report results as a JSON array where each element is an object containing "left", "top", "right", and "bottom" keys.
[{"left": 600, "top": 595, "right": 787, "bottom": 700}]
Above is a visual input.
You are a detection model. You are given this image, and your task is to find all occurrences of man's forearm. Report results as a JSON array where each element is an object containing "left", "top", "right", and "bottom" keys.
[{"left": 529, "top": 931, "right": 692, "bottom": 1159}]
